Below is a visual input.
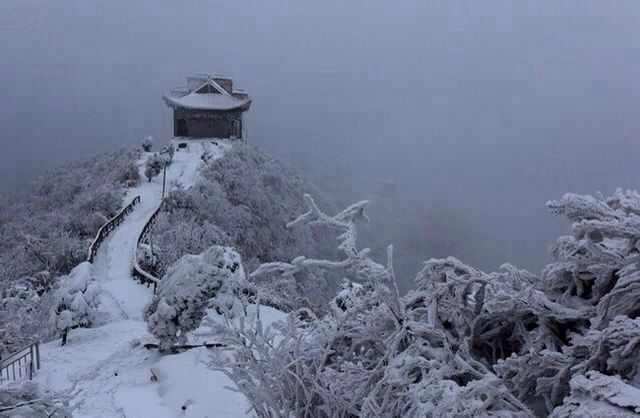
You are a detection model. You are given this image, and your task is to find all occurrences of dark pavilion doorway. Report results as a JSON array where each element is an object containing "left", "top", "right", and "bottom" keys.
[{"left": 176, "top": 119, "right": 187, "bottom": 137}]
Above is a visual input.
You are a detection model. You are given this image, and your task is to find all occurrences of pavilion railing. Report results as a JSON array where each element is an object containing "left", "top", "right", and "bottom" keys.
[
  {"left": 0, "top": 342, "right": 40, "bottom": 384},
  {"left": 87, "top": 196, "right": 141, "bottom": 263}
]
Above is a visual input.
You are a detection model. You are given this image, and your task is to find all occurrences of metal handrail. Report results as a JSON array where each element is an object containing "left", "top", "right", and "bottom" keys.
[
  {"left": 87, "top": 196, "right": 141, "bottom": 262},
  {"left": 0, "top": 342, "right": 40, "bottom": 384}
]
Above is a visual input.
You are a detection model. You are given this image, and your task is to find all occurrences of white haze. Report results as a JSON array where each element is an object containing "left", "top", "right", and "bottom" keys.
[{"left": 1, "top": 1, "right": 639, "bottom": 284}]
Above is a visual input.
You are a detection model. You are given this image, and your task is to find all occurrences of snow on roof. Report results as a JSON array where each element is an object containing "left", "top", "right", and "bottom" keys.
[
  {"left": 164, "top": 74, "right": 251, "bottom": 111},
  {"left": 163, "top": 91, "right": 250, "bottom": 111}
]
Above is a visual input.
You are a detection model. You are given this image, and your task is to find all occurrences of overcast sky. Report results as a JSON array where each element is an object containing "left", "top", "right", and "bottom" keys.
[{"left": 1, "top": 1, "right": 639, "bottom": 276}]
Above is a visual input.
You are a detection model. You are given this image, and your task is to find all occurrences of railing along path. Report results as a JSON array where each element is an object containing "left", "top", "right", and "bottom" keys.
[
  {"left": 87, "top": 196, "right": 141, "bottom": 262},
  {"left": 132, "top": 200, "right": 164, "bottom": 292},
  {"left": 0, "top": 342, "right": 40, "bottom": 384},
  {"left": 85, "top": 192, "right": 162, "bottom": 291}
]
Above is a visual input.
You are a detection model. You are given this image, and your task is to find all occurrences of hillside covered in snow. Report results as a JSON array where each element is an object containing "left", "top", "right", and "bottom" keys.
[
  {"left": 2, "top": 139, "right": 640, "bottom": 417},
  {"left": 0, "top": 139, "right": 331, "bottom": 416}
]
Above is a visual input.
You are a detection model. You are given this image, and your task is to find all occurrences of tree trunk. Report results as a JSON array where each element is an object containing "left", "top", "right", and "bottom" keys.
[{"left": 61, "top": 328, "right": 68, "bottom": 346}]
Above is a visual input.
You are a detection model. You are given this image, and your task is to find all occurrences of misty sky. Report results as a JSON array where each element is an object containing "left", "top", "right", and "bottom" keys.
[{"left": 1, "top": 1, "right": 639, "bottom": 275}]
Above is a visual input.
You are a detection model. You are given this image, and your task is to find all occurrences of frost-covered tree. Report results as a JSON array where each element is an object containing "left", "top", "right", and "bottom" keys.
[
  {"left": 48, "top": 262, "right": 101, "bottom": 346},
  {"left": 143, "top": 246, "right": 248, "bottom": 351},
  {"left": 141, "top": 135, "right": 153, "bottom": 152},
  {"left": 216, "top": 189, "right": 640, "bottom": 417},
  {"left": 544, "top": 189, "right": 640, "bottom": 326},
  {"left": 144, "top": 153, "right": 165, "bottom": 182},
  {"left": 417, "top": 189, "right": 640, "bottom": 416},
  {"left": 216, "top": 195, "right": 532, "bottom": 417},
  {"left": 160, "top": 143, "right": 175, "bottom": 165}
]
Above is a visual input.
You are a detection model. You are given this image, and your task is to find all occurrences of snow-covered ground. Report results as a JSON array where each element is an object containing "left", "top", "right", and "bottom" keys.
[
  {"left": 35, "top": 305, "right": 285, "bottom": 417},
  {"left": 33, "top": 139, "right": 283, "bottom": 417}
]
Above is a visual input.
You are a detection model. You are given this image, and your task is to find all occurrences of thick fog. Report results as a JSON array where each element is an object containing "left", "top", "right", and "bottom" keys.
[{"left": 2, "top": 1, "right": 639, "bottom": 286}]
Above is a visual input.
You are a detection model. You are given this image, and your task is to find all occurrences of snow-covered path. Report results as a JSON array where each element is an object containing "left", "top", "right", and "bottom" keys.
[
  {"left": 35, "top": 140, "right": 260, "bottom": 418},
  {"left": 96, "top": 140, "right": 230, "bottom": 321}
]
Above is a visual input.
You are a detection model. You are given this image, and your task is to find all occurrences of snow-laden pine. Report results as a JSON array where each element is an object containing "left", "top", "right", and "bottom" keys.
[{"left": 48, "top": 262, "right": 101, "bottom": 346}]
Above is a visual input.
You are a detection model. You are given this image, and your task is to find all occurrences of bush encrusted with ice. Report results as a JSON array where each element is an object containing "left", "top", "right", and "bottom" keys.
[
  {"left": 160, "top": 143, "right": 175, "bottom": 165},
  {"left": 48, "top": 262, "right": 101, "bottom": 345},
  {"left": 214, "top": 189, "right": 640, "bottom": 417},
  {"left": 143, "top": 246, "right": 247, "bottom": 351},
  {"left": 144, "top": 153, "right": 165, "bottom": 182}
]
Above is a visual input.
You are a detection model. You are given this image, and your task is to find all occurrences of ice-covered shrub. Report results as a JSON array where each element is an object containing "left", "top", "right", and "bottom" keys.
[
  {"left": 495, "top": 189, "right": 640, "bottom": 414},
  {"left": 143, "top": 246, "right": 248, "bottom": 351},
  {"left": 160, "top": 143, "right": 175, "bottom": 165},
  {"left": 216, "top": 189, "right": 640, "bottom": 417},
  {"left": 115, "top": 160, "right": 141, "bottom": 187},
  {"left": 216, "top": 195, "right": 533, "bottom": 417},
  {"left": 544, "top": 189, "right": 640, "bottom": 326},
  {"left": 49, "top": 262, "right": 101, "bottom": 345},
  {"left": 144, "top": 153, "right": 165, "bottom": 182},
  {"left": 141, "top": 134, "right": 153, "bottom": 152}
]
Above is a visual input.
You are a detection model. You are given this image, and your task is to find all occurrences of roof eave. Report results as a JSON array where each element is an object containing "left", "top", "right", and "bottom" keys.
[{"left": 162, "top": 94, "right": 252, "bottom": 112}]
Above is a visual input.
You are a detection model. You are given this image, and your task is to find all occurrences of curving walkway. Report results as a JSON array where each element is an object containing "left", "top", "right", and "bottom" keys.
[
  {"left": 35, "top": 140, "right": 243, "bottom": 417},
  {"left": 94, "top": 140, "right": 230, "bottom": 320}
]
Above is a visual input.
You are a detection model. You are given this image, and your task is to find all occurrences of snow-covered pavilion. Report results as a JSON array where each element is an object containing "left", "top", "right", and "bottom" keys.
[{"left": 162, "top": 74, "right": 251, "bottom": 139}]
